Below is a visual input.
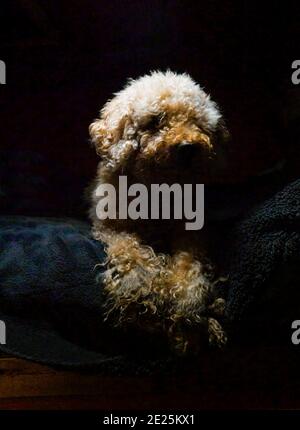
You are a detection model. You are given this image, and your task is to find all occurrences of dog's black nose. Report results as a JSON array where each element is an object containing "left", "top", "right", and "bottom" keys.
[{"left": 175, "top": 142, "right": 198, "bottom": 165}]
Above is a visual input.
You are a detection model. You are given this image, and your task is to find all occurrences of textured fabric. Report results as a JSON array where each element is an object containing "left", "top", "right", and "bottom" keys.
[
  {"left": 226, "top": 179, "right": 300, "bottom": 343},
  {"left": 0, "top": 217, "right": 173, "bottom": 371},
  {"left": 0, "top": 217, "right": 116, "bottom": 366},
  {"left": 0, "top": 217, "right": 105, "bottom": 313}
]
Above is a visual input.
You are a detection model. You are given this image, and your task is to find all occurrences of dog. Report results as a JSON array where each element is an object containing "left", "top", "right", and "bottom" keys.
[{"left": 89, "top": 71, "right": 229, "bottom": 353}]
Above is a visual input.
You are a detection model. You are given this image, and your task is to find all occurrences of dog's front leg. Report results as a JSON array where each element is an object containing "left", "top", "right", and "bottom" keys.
[
  {"left": 164, "top": 251, "right": 227, "bottom": 350},
  {"left": 95, "top": 228, "right": 166, "bottom": 329}
]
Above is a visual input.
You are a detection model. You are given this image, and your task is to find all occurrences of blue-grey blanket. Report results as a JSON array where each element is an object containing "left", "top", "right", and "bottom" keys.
[{"left": 0, "top": 217, "right": 172, "bottom": 371}]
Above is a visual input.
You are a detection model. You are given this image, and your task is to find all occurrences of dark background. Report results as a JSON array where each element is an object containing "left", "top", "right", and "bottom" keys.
[
  {"left": 0, "top": 2, "right": 299, "bottom": 410},
  {"left": 0, "top": 0, "right": 299, "bottom": 218}
]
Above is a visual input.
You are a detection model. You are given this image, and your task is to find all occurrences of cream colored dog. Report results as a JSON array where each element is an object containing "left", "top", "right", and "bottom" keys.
[{"left": 89, "top": 71, "right": 229, "bottom": 353}]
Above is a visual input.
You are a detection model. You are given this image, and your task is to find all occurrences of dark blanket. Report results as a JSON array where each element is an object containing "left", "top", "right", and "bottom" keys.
[
  {"left": 0, "top": 217, "right": 111, "bottom": 367},
  {"left": 0, "top": 217, "right": 173, "bottom": 372},
  {"left": 0, "top": 179, "right": 299, "bottom": 368},
  {"left": 226, "top": 179, "right": 300, "bottom": 344}
]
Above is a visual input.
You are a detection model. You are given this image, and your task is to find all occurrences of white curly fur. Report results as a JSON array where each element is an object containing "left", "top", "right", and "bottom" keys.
[{"left": 104, "top": 70, "right": 221, "bottom": 130}]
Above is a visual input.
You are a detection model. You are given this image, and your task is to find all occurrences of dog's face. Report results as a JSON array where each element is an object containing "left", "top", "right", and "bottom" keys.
[{"left": 90, "top": 71, "right": 229, "bottom": 182}]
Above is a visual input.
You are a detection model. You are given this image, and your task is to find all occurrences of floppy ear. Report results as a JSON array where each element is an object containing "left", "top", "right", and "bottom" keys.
[{"left": 89, "top": 106, "right": 139, "bottom": 171}]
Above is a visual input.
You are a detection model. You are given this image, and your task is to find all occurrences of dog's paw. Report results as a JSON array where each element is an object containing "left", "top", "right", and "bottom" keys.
[
  {"left": 102, "top": 263, "right": 160, "bottom": 327},
  {"left": 208, "top": 317, "right": 227, "bottom": 347}
]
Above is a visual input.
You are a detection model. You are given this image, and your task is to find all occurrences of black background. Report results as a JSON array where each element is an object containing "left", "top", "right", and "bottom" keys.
[{"left": 0, "top": 0, "right": 299, "bottom": 218}]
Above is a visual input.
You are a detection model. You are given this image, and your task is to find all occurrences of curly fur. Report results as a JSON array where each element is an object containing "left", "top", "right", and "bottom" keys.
[{"left": 89, "top": 71, "right": 229, "bottom": 353}]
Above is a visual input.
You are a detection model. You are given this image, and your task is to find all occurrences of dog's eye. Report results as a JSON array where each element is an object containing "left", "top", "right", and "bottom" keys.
[{"left": 141, "top": 115, "right": 162, "bottom": 131}]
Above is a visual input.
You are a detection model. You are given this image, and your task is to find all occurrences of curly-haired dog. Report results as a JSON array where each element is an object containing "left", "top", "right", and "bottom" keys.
[{"left": 89, "top": 71, "right": 229, "bottom": 353}]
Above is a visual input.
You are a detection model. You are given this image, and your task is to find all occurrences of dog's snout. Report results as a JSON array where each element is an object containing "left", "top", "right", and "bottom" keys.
[{"left": 175, "top": 142, "right": 198, "bottom": 164}]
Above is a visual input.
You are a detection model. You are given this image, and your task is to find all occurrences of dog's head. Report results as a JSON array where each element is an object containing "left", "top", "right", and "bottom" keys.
[{"left": 90, "top": 71, "right": 229, "bottom": 181}]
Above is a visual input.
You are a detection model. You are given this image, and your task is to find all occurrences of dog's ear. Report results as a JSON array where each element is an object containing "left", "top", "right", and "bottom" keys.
[
  {"left": 89, "top": 118, "right": 107, "bottom": 157},
  {"left": 89, "top": 110, "right": 138, "bottom": 171}
]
